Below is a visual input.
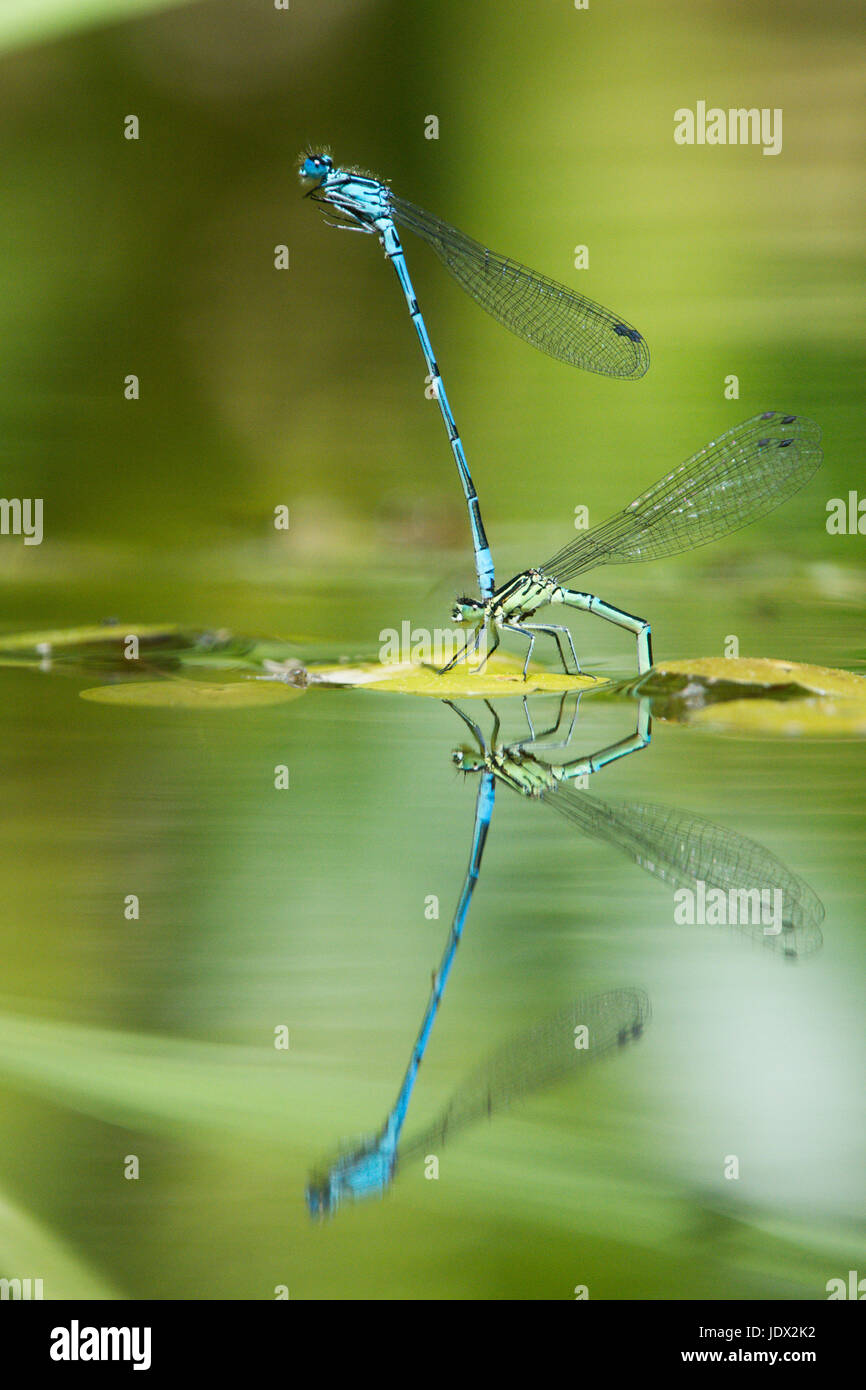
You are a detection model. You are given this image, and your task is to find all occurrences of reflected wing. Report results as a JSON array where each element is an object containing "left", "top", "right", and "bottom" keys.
[
  {"left": 545, "top": 787, "right": 824, "bottom": 959},
  {"left": 403, "top": 988, "right": 650, "bottom": 1159}
]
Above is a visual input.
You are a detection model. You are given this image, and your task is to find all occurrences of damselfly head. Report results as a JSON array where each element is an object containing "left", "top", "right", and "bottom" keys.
[
  {"left": 452, "top": 596, "right": 485, "bottom": 626},
  {"left": 299, "top": 150, "right": 333, "bottom": 190},
  {"left": 452, "top": 746, "right": 484, "bottom": 774}
]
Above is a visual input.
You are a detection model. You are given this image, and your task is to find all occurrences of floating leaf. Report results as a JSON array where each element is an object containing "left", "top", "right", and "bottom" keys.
[
  {"left": 305, "top": 654, "right": 600, "bottom": 697},
  {"left": 0, "top": 625, "right": 306, "bottom": 684},
  {"left": 638, "top": 657, "right": 866, "bottom": 737},
  {"left": 644, "top": 657, "right": 866, "bottom": 699},
  {"left": 80, "top": 677, "right": 304, "bottom": 709},
  {"left": 0, "top": 623, "right": 184, "bottom": 653}
]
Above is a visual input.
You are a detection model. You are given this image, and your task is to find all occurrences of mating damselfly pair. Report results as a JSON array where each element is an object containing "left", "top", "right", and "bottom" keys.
[{"left": 300, "top": 152, "right": 822, "bottom": 676}]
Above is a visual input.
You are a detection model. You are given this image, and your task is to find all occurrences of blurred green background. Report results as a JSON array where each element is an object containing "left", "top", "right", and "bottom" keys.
[{"left": 0, "top": 0, "right": 864, "bottom": 1300}]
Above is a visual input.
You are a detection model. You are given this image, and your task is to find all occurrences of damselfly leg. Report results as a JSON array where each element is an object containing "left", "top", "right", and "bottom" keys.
[
  {"left": 518, "top": 691, "right": 582, "bottom": 751},
  {"left": 439, "top": 626, "right": 485, "bottom": 675}
]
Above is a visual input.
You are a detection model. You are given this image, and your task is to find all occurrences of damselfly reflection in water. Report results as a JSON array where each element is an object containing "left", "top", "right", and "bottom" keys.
[
  {"left": 307, "top": 725, "right": 649, "bottom": 1216},
  {"left": 449, "top": 693, "right": 824, "bottom": 959},
  {"left": 308, "top": 981, "right": 649, "bottom": 1217},
  {"left": 307, "top": 770, "right": 492, "bottom": 1217},
  {"left": 445, "top": 412, "right": 822, "bottom": 678}
]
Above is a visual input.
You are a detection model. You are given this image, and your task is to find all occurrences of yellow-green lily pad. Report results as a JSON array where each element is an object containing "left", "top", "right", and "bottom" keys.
[
  {"left": 640, "top": 657, "right": 866, "bottom": 738},
  {"left": 302, "top": 654, "right": 601, "bottom": 697},
  {"left": 0, "top": 623, "right": 184, "bottom": 653},
  {"left": 80, "top": 678, "right": 304, "bottom": 709},
  {"left": 646, "top": 656, "right": 866, "bottom": 698}
]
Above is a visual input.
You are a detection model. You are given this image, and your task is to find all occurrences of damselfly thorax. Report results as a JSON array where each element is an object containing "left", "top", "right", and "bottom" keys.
[
  {"left": 486, "top": 747, "right": 560, "bottom": 797},
  {"left": 488, "top": 569, "right": 560, "bottom": 621},
  {"left": 309, "top": 170, "right": 393, "bottom": 229},
  {"left": 448, "top": 568, "right": 601, "bottom": 678}
]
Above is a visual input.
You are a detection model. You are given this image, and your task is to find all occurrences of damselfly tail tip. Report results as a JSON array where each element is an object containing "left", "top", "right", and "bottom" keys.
[{"left": 305, "top": 1173, "right": 336, "bottom": 1218}]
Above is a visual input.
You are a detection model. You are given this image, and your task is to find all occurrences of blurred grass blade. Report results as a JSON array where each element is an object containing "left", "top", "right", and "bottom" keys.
[
  {"left": 0, "top": 0, "right": 201, "bottom": 55},
  {"left": 0, "top": 1010, "right": 319, "bottom": 1141},
  {"left": 0, "top": 1188, "right": 123, "bottom": 1298}
]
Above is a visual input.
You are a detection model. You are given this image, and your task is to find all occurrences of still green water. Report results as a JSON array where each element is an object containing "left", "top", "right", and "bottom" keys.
[
  {"left": 0, "top": 0, "right": 864, "bottom": 1300},
  {"left": 1, "top": 573, "right": 864, "bottom": 1299}
]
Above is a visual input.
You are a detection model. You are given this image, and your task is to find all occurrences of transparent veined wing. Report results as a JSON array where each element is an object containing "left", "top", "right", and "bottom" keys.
[
  {"left": 543, "top": 412, "right": 822, "bottom": 584},
  {"left": 391, "top": 195, "right": 649, "bottom": 380}
]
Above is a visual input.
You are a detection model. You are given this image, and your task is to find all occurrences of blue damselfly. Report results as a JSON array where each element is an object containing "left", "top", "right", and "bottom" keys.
[{"left": 300, "top": 151, "right": 649, "bottom": 599}]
